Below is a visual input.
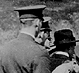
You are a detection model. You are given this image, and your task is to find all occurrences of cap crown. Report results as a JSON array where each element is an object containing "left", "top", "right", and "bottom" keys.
[{"left": 14, "top": 5, "right": 46, "bottom": 20}]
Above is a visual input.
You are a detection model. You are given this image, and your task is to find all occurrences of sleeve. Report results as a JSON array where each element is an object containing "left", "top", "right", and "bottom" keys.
[
  {"left": 21, "top": 50, "right": 52, "bottom": 73},
  {"left": 33, "top": 56, "right": 51, "bottom": 73}
]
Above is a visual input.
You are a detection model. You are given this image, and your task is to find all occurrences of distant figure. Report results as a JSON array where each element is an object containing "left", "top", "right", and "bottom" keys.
[
  {"left": 49, "top": 29, "right": 79, "bottom": 73},
  {"left": 39, "top": 28, "right": 52, "bottom": 47},
  {"left": 0, "top": 5, "right": 51, "bottom": 73},
  {"left": 36, "top": 17, "right": 52, "bottom": 48}
]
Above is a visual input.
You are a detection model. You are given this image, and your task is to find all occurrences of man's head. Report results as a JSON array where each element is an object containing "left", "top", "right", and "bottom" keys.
[
  {"left": 54, "top": 29, "right": 76, "bottom": 46},
  {"left": 40, "top": 17, "right": 52, "bottom": 40},
  {"left": 53, "top": 29, "right": 77, "bottom": 51},
  {"left": 39, "top": 28, "right": 51, "bottom": 42},
  {"left": 53, "top": 29, "right": 78, "bottom": 58},
  {"left": 14, "top": 5, "right": 46, "bottom": 38},
  {"left": 35, "top": 16, "right": 52, "bottom": 45}
]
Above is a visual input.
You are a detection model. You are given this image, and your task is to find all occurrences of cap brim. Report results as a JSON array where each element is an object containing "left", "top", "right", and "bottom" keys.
[
  {"left": 69, "top": 39, "right": 79, "bottom": 43},
  {"left": 50, "top": 39, "right": 79, "bottom": 47},
  {"left": 40, "top": 28, "right": 52, "bottom": 31}
]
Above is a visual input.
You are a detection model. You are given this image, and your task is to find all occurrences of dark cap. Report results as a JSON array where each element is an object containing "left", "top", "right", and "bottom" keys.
[
  {"left": 53, "top": 29, "right": 79, "bottom": 46},
  {"left": 40, "top": 21, "right": 52, "bottom": 31},
  {"left": 40, "top": 16, "right": 52, "bottom": 31},
  {"left": 14, "top": 5, "right": 46, "bottom": 20}
]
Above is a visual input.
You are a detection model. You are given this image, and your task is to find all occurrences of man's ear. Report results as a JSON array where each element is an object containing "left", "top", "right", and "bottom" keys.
[{"left": 33, "top": 19, "right": 41, "bottom": 27}]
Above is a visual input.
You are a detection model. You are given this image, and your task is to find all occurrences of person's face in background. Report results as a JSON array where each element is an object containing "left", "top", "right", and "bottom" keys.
[
  {"left": 43, "top": 31, "right": 49, "bottom": 39},
  {"left": 33, "top": 18, "right": 42, "bottom": 38},
  {"left": 41, "top": 31, "right": 50, "bottom": 42}
]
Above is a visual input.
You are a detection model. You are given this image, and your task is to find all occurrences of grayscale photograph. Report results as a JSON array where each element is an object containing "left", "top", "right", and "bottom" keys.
[{"left": 0, "top": 0, "right": 79, "bottom": 73}]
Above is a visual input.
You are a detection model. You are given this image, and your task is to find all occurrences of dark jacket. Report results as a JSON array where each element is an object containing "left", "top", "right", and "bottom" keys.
[
  {"left": 0, "top": 33, "right": 51, "bottom": 73},
  {"left": 50, "top": 51, "right": 70, "bottom": 71}
]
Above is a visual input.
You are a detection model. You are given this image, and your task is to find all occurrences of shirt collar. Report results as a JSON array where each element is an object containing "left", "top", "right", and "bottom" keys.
[{"left": 55, "top": 51, "right": 69, "bottom": 57}]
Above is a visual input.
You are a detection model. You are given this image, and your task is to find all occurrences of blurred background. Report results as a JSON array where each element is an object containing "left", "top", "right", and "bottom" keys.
[{"left": 0, "top": 0, "right": 79, "bottom": 57}]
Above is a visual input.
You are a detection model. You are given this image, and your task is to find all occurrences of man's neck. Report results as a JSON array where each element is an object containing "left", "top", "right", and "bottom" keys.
[{"left": 20, "top": 27, "right": 35, "bottom": 39}]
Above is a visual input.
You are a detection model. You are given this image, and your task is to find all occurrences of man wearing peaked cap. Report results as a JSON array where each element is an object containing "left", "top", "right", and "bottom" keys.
[
  {"left": 49, "top": 29, "right": 79, "bottom": 72},
  {"left": 0, "top": 5, "right": 52, "bottom": 73}
]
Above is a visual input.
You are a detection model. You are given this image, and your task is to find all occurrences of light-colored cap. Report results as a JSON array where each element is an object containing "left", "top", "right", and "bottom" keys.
[{"left": 43, "top": 17, "right": 51, "bottom": 22}]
